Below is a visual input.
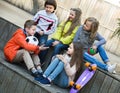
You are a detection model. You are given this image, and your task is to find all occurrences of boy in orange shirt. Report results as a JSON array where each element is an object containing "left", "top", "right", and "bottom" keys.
[{"left": 4, "top": 20, "right": 49, "bottom": 77}]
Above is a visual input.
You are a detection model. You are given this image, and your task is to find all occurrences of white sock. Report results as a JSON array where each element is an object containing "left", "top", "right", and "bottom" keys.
[
  {"left": 36, "top": 66, "right": 43, "bottom": 73},
  {"left": 48, "top": 77, "right": 52, "bottom": 82},
  {"left": 106, "top": 62, "right": 111, "bottom": 66},
  {"left": 107, "top": 64, "right": 116, "bottom": 73},
  {"left": 37, "top": 69, "right": 43, "bottom": 73},
  {"left": 31, "top": 68, "right": 37, "bottom": 73},
  {"left": 43, "top": 74, "right": 46, "bottom": 78}
]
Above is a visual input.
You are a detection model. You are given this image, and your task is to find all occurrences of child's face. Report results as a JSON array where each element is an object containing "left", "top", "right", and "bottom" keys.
[
  {"left": 26, "top": 25, "right": 36, "bottom": 36},
  {"left": 67, "top": 43, "right": 74, "bottom": 56},
  {"left": 69, "top": 10, "right": 76, "bottom": 21},
  {"left": 45, "top": 5, "right": 55, "bottom": 14},
  {"left": 83, "top": 21, "right": 92, "bottom": 31}
]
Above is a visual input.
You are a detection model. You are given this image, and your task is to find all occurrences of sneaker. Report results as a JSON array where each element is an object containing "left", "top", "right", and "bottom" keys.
[
  {"left": 106, "top": 62, "right": 111, "bottom": 67},
  {"left": 112, "top": 70, "right": 116, "bottom": 74},
  {"left": 31, "top": 71, "right": 42, "bottom": 78},
  {"left": 39, "top": 78, "right": 51, "bottom": 85},
  {"left": 38, "top": 72, "right": 43, "bottom": 76},
  {"left": 107, "top": 64, "right": 116, "bottom": 73},
  {"left": 34, "top": 74, "right": 45, "bottom": 82}
]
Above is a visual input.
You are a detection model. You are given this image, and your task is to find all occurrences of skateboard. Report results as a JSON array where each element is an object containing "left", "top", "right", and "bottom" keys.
[
  {"left": 69, "top": 62, "right": 97, "bottom": 93},
  {"left": 88, "top": 47, "right": 96, "bottom": 55}
]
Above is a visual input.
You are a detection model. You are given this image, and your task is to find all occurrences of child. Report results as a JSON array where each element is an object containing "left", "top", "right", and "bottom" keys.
[
  {"left": 73, "top": 17, "right": 116, "bottom": 73},
  {"left": 35, "top": 42, "right": 84, "bottom": 87},
  {"left": 33, "top": 0, "right": 58, "bottom": 45},
  {"left": 40, "top": 8, "right": 82, "bottom": 62},
  {"left": 4, "top": 20, "right": 49, "bottom": 78}
]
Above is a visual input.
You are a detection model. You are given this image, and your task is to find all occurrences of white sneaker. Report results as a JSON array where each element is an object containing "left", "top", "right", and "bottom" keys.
[
  {"left": 112, "top": 70, "right": 116, "bottom": 74},
  {"left": 106, "top": 62, "right": 111, "bottom": 67},
  {"left": 107, "top": 64, "right": 117, "bottom": 73}
]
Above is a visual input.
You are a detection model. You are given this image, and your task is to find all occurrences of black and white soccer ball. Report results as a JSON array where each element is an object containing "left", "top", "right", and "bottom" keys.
[{"left": 26, "top": 36, "right": 38, "bottom": 46}]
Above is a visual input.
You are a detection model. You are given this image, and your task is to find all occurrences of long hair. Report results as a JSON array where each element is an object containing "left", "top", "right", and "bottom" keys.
[
  {"left": 84, "top": 17, "right": 99, "bottom": 40},
  {"left": 70, "top": 42, "right": 84, "bottom": 71},
  {"left": 63, "top": 8, "right": 82, "bottom": 37}
]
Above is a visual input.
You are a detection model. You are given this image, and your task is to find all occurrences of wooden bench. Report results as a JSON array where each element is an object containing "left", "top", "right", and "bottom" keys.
[{"left": 0, "top": 17, "right": 120, "bottom": 93}]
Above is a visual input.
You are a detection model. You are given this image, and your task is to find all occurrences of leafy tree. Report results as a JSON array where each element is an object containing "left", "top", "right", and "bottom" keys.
[{"left": 111, "top": 18, "right": 120, "bottom": 39}]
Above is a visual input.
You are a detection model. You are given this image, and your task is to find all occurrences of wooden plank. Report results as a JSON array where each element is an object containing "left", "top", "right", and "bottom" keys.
[
  {"left": 6, "top": 74, "right": 21, "bottom": 93},
  {"left": 99, "top": 75, "right": 113, "bottom": 93},
  {"left": 0, "top": 65, "right": 8, "bottom": 93},
  {"left": 108, "top": 80, "right": 120, "bottom": 93},
  {"left": 89, "top": 70, "right": 106, "bottom": 93},
  {"left": 0, "top": 68, "right": 14, "bottom": 93},
  {"left": 117, "top": 87, "right": 120, "bottom": 93},
  {"left": 23, "top": 81, "right": 35, "bottom": 93},
  {"left": 32, "top": 85, "right": 41, "bottom": 93},
  {"left": 14, "top": 78, "right": 27, "bottom": 93}
]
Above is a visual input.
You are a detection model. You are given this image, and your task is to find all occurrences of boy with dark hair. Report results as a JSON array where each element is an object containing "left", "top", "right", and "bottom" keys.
[
  {"left": 4, "top": 20, "right": 49, "bottom": 78},
  {"left": 33, "top": 0, "right": 58, "bottom": 45}
]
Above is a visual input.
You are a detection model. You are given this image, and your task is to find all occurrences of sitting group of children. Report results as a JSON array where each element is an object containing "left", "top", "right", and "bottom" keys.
[{"left": 4, "top": 0, "right": 116, "bottom": 88}]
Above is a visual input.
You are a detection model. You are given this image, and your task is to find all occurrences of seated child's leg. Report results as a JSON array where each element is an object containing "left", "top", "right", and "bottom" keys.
[
  {"left": 47, "top": 61, "right": 64, "bottom": 81},
  {"left": 84, "top": 52, "right": 108, "bottom": 70},
  {"left": 45, "top": 39, "right": 55, "bottom": 46},
  {"left": 53, "top": 69, "right": 69, "bottom": 88},
  {"left": 39, "top": 35, "right": 48, "bottom": 45},
  {"left": 12, "top": 49, "right": 24, "bottom": 63},
  {"left": 53, "top": 43, "right": 69, "bottom": 56},
  {"left": 43, "top": 58, "right": 60, "bottom": 77},
  {"left": 38, "top": 61, "right": 64, "bottom": 85},
  {"left": 31, "top": 54, "right": 43, "bottom": 73},
  {"left": 38, "top": 39, "right": 55, "bottom": 62},
  {"left": 13, "top": 49, "right": 41, "bottom": 77},
  {"left": 13, "top": 49, "right": 34, "bottom": 69},
  {"left": 97, "top": 46, "right": 110, "bottom": 64}
]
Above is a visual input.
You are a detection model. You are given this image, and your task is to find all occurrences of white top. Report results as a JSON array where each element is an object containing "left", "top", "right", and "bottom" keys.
[
  {"left": 33, "top": 10, "right": 58, "bottom": 35},
  {"left": 63, "top": 54, "right": 77, "bottom": 82}
]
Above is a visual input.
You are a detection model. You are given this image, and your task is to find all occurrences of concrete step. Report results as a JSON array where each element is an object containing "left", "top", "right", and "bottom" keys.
[{"left": 0, "top": 16, "right": 120, "bottom": 93}]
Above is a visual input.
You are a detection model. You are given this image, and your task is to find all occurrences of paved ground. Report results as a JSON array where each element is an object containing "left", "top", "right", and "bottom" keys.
[
  {"left": 0, "top": 0, "right": 120, "bottom": 78},
  {"left": 0, "top": 0, "right": 33, "bottom": 28}
]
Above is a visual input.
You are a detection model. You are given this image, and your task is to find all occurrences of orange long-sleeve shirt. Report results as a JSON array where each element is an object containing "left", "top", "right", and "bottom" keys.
[{"left": 4, "top": 29, "right": 40, "bottom": 62}]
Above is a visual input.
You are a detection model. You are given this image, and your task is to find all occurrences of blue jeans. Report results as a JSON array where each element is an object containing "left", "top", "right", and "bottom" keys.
[
  {"left": 96, "top": 46, "right": 109, "bottom": 63},
  {"left": 46, "top": 39, "right": 69, "bottom": 56},
  {"left": 84, "top": 52, "right": 108, "bottom": 70},
  {"left": 53, "top": 69, "right": 69, "bottom": 88},
  {"left": 34, "top": 32, "right": 48, "bottom": 45},
  {"left": 43, "top": 58, "right": 69, "bottom": 87},
  {"left": 39, "top": 39, "right": 69, "bottom": 62}
]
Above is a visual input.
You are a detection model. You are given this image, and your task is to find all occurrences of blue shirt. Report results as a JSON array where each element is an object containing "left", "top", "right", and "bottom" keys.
[{"left": 73, "top": 25, "right": 106, "bottom": 51}]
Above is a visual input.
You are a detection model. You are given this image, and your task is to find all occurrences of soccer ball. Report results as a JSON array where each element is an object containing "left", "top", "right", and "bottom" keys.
[{"left": 26, "top": 36, "right": 38, "bottom": 46}]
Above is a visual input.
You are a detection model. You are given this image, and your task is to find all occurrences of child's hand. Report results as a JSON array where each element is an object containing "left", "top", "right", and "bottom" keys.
[
  {"left": 39, "top": 45, "right": 49, "bottom": 50},
  {"left": 56, "top": 55, "right": 63, "bottom": 59},
  {"left": 92, "top": 45, "right": 97, "bottom": 50},
  {"left": 39, "top": 31, "right": 44, "bottom": 36},
  {"left": 56, "top": 55, "right": 67, "bottom": 64}
]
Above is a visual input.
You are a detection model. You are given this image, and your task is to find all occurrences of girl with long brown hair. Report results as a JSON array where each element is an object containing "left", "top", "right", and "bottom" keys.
[
  {"left": 74, "top": 17, "right": 116, "bottom": 73},
  {"left": 39, "top": 8, "right": 82, "bottom": 62},
  {"left": 35, "top": 42, "right": 84, "bottom": 87}
]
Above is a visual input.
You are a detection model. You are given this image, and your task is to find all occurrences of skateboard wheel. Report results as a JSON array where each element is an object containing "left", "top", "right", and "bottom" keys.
[
  {"left": 85, "top": 62, "right": 90, "bottom": 67},
  {"left": 91, "top": 65, "right": 97, "bottom": 71},
  {"left": 76, "top": 84, "right": 81, "bottom": 90},
  {"left": 69, "top": 81, "right": 74, "bottom": 86}
]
